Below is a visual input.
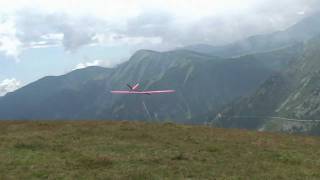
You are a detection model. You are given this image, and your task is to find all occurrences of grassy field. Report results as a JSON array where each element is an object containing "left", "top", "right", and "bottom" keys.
[{"left": 0, "top": 121, "right": 320, "bottom": 179}]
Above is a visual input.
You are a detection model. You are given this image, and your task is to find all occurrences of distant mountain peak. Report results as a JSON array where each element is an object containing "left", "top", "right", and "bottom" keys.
[
  {"left": 132, "top": 49, "right": 159, "bottom": 56},
  {"left": 183, "top": 12, "right": 320, "bottom": 57}
]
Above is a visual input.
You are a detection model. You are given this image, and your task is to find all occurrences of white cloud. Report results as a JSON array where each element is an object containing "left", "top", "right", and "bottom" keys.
[
  {"left": 0, "top": 78, "right": 21, "bottom": 96},
  {"left": 74, "top": 60, "right": 102, "bottom": 70},
  {"left": 74, "top": 59, "right": 124, "bottom": 70},
  {"left": 0, "top": 18, "right": 22, "bottom": 61},
  {"left": 27, "top": 33, "right": 63, "bottom": 49}
]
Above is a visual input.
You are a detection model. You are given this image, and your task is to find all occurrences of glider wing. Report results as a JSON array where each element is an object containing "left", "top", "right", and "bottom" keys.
[
  {"left": 142, "top": 90, "right": 175, "bottom": 94},
  {"left": 111, "top": 90, "right": 175, "bottom": 94}
]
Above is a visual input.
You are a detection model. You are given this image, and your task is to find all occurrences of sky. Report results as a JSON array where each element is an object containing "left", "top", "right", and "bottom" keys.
[{"left": 0, "top": 0, "right": 319, "bottom": 96}]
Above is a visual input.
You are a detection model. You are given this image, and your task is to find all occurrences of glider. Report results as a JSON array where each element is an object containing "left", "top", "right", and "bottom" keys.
[{"left": 111, "top": 83, "right": 175, "bottom": 95}]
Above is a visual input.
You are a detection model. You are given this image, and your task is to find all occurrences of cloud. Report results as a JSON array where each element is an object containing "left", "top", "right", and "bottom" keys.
[
  {"left": 28, "top": 33, "right": 63, "bottom": 48},
  {"left": 61, "top": 25, "right": 96, "bottom": 52},
  {"left": 14, "top": 11, "right": 106, "bottom": 51},
  {"left": 74, "top": 60, "right": 102, "bottom": 70},
  {"left": 0, "top": 78, "right": 21, "bottom": 96},
  {"left": 73, "top": 59, "right": 124, "bottom": 70},
  {"left": 93, "top": 33, "right": 163, "bottom": 47},
  {"left": 10, "top": 10, "right": 166, "bottom": 54},
  {"left": 120, "top": 1, "right": 320, "bottom": 47},
  {"left": 0, "top": 0, "right": 320, "bottom": 60},
  {"left": 0, "top": 18, "right": 22, "bottom": 61}
]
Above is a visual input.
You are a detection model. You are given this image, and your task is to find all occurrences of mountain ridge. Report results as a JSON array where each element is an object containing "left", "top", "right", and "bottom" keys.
[
  {"left": 184, "top": 13, "right": 320, "bottom": 57},
  {"left": 0, "top": 43, "right": 303, "bottom": 122},
  {"left": 213, "top": 35, "right": 320, "bottom": 133}
]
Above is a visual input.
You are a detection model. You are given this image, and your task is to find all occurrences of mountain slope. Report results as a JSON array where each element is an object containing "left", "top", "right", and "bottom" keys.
[
  {"left": 0, "top": 44, "right": 302, "bottom": 121},
  {"left": 213, "top": 36, "right": 320, "bottom": 132},
  {"left": 106, "top": 45, "right": 303, "bottom": 123},
  {"left": 0, "top": 67, "right": 113, "bottom": 119}
]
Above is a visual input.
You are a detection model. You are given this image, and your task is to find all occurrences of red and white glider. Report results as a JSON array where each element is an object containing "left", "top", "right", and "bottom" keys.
[{"left": 111, "top": 83, "right": 175, "bottom": 95}]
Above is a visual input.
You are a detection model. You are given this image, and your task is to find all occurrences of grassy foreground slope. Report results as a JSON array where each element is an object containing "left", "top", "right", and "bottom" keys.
[{"left": 0, "top": 121, "right": 320, "bottom": 179}]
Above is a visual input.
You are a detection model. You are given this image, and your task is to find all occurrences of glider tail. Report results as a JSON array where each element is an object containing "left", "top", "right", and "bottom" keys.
[
  {"left": 132, "top": 83, "right": 139, "bottom": 90},
  {"left": 127, "top": 84, "right": 133, "bottom": 90},
  {"left": 127, "top": 83, "right": 139, "bottom": 91}
]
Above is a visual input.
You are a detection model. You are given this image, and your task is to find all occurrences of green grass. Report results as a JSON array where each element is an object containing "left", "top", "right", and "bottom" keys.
[{"left": 0, "top": 121, "right": 320, "bottom": 179}]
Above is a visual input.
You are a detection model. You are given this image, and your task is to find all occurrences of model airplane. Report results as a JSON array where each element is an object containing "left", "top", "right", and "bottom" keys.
[{"left": 111, "top": 83, "right": 175, "bottom": 95}]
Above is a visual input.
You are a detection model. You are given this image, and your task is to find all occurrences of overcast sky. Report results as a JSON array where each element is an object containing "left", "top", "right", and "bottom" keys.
[{"left": 0, "top": 0, "right": 319, "bottom": 95}]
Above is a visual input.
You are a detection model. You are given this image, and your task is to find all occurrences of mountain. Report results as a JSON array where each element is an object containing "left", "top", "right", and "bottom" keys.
[
  {"left": 2, "top": 13, "right": 318, "bottom": 123},
  {"left": 0, "top": 44, "right": 302, "bottom": 122},
  {"left": 0, "top": 66, "right": 114, "bottom": 119},
  {"left": 185, "top": 13, "right": 320, "bottom": 57},
  {"left": 213, "top": 36, "right": 320, "bottom": 133},
  {"left": 107, "top": 53, "right": 272, "bottom": 122}
]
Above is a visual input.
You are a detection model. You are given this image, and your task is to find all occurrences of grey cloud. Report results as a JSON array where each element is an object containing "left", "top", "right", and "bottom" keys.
[
  {"left": 62, "top": 26, "right": 95, "bottom": 51},
  {"left": 123, "top": 11, "right": 186, "bottom": 50},
  {"left": 256, "top": 0, "right": 320, "bottom": 15},
  {"left": 125, "top": 11, "right": 173, "bottom": 37},
  {"left": 122, "top": 0, "right": 320, "bottom": 48},
  {"left": 14, "top": 10, "right": 108, "bottom": 51}
]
